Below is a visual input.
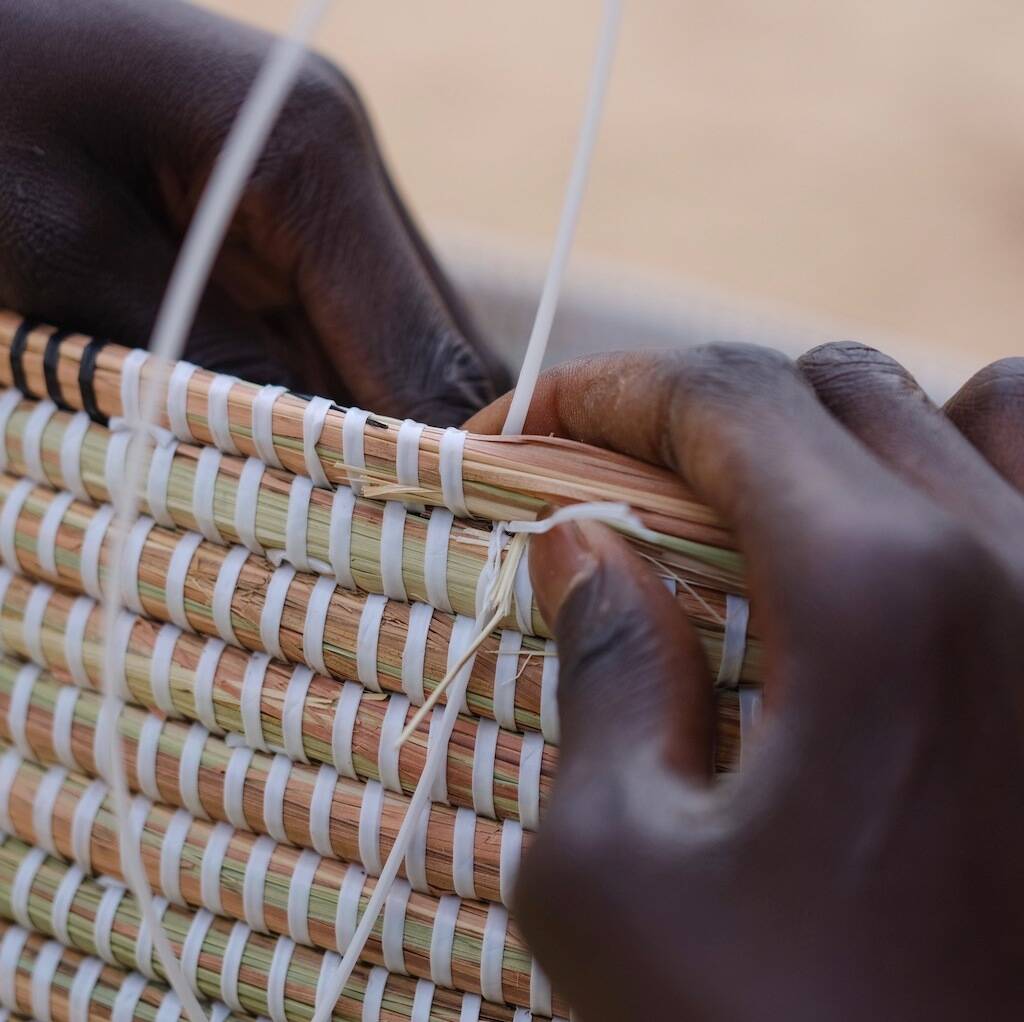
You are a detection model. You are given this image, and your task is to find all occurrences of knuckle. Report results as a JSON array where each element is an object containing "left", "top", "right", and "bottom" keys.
[
  {"left": 947, "top": 358, "right": 1024, "bottom": 431},
  {"left": 285, "top": 53, "right": 368, "bottom": 150},
  {"left": 797, "top": 340, "right": 920, "bottom": 411}
]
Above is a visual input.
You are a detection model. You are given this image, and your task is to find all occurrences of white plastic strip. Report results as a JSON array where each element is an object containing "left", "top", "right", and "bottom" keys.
[
  {"left": 282, "top": 665, "right": 314, "bottom": 763},
  {"left": 266, "top": 937, "right": 296, "bottom": 1022},
  {"left": 341, "top": 408, "right": 369, "bottom": 496},
  {"left": 7, "top": 662, "right": 41, "bottom": 759},
  {"left": 302, "top": 576, "right": 335, "bottom": 676},
  {"left": 458, "top": 995, "right": 482, "bottom": 1022},
  {"left": 61, "top": 595, "right": 94, "bottom": 690},
  {"left": 410, "top": 979, "right": 434, "bottom": 1022},
  {"left": 423, "top": 507, "right": 456, "bottom": 610},
  {"left": 0, "top": 926, "right": 28, "bottom": 1008},
  {"left": 71, "top": 779, "right": 107, "bottom": 872},
  {"left": 283, "top": 475, "right": 315, "bottom": 571},
  {"left": 540, "top": 642, "right": 560, "bottom": 743},
  {"left": 193, "top": 639, "right": 227, "bottom": 732},
  {"left": 150, "top": 623, "right": 183, "bottom": 714},
  {"left": 335, "top": 864, "right": 365, "bottom": 951},
  {"left": 200, "top": 821, "right": 233, "bottom": 917},
  {"left": 60, "top": 411, "right": 92, "bottom": 502},
  {"left": 378, "top": 501, "right": 407, "bottom": 601},
  {"left": 471, "top": 718, "right": 499, "bottom": 819},
  {"left": 136, "top": 714, "right": 165, "bottom": 803},
  {"left": 452, "top": 807, "right": 478, "bottom": 899},
  {"left": 355, "top": 594, "right": 387, "bottom": 692},
  {"left": 403, "top": 798, "right": 430, "bottom": 895},
  {"left": 179, "top": 723, "right": 210, "bottom": 819},
  {"left": 0, "top": 477, "right": 36, "bottom": 570},
  {"left": 111, "top": 971, "right": 147, "bottom": 1022},
  {"left": 22, "top": 580, "right": 54, "bottom": 666},
  {"left": 499, "top": 820, "right": 522, "bottom": 908},
  {"left": 32, "top": 940, "right": 65, "bottom": 1022},
  {"left": 147, "top": 440, "right": 179, "bottom": 528},
  {"left": 358, "top": 780, "right": 384, "bottom": 876},
  {"left": 287, "top": 848, "right": 320, "bottom": 946},
  {"left": 0, "top": 567, "right": 13, "bottom": 653},
  {"left": 518, "top": 731, "right": 545, "bottom": 831},
  {"left": 51, "top": 864, "right": 86, "bottom": 946},
  {"left": 437, "top": 428, "right": 468, "bottom": 516},
  {"left": 119, "top": 349, "right": 149, "bottom": 426},
  {"left": 445, "top": 615, "right": 477, "bottom": 715},
  {"left": 716, "top": 593, "right": 750, "bottom": 688},
  {"left": 167, "top": 362, "right": 199, "bottom": 442},
  {"left": 32, "top": 765, "right": 66, "bottom": 853},
  {"left": 252, "top": 385, "right": 287, "bottom": 468},
  {"left": 512, "top": 554, "right": 534, "bottom": 635},
  {"left": 401, "top": 602, "right": 433, "bottom": 707},
  {"left": 240, "top": 653, "right": 272, "bottom": 752},
  {"left": 492, "top": 630, "right": 522, "bottom": 731},
  {"left": 429, "top": 895, "right": 460, "bottom": 988},
  {"left": 220, "top": 922, "right": 250, "bottom": 1012},
  {"left": 79, "top": 503, "right": 116, "bottom": 600},
  {"left": 51, "top": 687, "right": 80, "bottom": 770},
  {"left": 361, "top": 967, "right": 388, "bottom": 1022},
  {"left": 302, "top": 396, "right": 333, "bottom": 488},
  {"left": 37, "top": 492, "right": 74, "bottom": 577},
  {"left": 480, "top": 904, "right": 508, "bottom": 1005},
  {"left": 118, "top": 516, "right": 155, "bottom": 615},
  {"left": 530, "top": 959, "right": 554, "bottom": 1018},
  {"left": 377, "top": 694, "right": 409, "bottom": 794},
  {"left": 243, "top": 835, "right": 276, "bottom": 933},
  {"left": 327, "top": 486, "right": 356, "bottom": 591},
  {"left": 309, "top": 764, "right": 338, "bottom": 857},
  {"left": 260, "top": 565, "right": 295, "bottom": 660},
  {"left": 223, "top": 746, "right": 253, "bottom": 831},
  {"left": 156, "top": 992, "right": 183, "bottom": 1022},
  {"left": 213, "top": 546, "right": 249, "bottom": 645},
  {"left": 181, "top": 909, "right": 215, "bottom": 993},
  {"left": 192, "top": 446, "right": 225, "bottom": 543},
  {"left": 10, "top": 844, "right": 47, "bottom": 927},
  {"left": 0, "top": 391, "right": 23, "bottom": 474},
  {"left": 426, "top": 711, "right": 449, "bottom": 804},
  {"left": 21, "top": 399, "right": 58, "bottom": 483},
  {"left": 103, "top": 430, "right": 131, "bottom": 498},
  {"left": 381, "top": 878, "right": 411, "bottom": 975},
  {"left": 160, "top": 809, "right": 193, "bottom": 905},
  {"left": 93, "top": 882, "right": 126, "bottom": 962},
  {"left": 262, "top": 754, "right": 292, "bottom": 843},
  {"left": 0, "top": 748, "right": 18, "bottom": 832},
  {"left": 207, "top": 375, "right": 240, "bottom": 454},
  {"left": 165, "top": 531, "right": 203, "bottom": 630},
  {"left": 68, "top": 955, "right": 104, "bottom": 1022},
  {"left": 234, "top": 457, "right": 267, "bottom": 555},
  {"left": 395, "top": 419, "right": 425, "bottom": 500}
]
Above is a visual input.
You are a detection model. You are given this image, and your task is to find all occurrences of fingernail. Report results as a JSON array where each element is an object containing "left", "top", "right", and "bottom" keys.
[{"left": 529, "top": 520, "right": 604, "bottom": 626}]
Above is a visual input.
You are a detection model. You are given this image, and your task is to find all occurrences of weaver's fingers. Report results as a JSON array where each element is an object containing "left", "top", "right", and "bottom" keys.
[
  {"left": 0, "top": 150, "right": 299, "bottom": 388},
  {"left": 530, "top": 519, "right": 715, "bottom": 784},
  {"left": 945, "top": 359, "right": 1024, "bottom": 492},
  {"left": 471, "top": 348, "right": 940, "bottom": 655},
  {"left": 798, "top": 342, "right": 1024, "bottom": 541}
]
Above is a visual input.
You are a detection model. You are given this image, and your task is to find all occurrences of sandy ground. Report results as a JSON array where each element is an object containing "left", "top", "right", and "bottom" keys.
[{"left": 202, "top": 1, "right": 1024, "bottom": 384}]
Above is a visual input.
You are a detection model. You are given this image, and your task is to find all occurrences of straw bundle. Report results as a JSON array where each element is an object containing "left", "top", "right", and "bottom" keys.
[
  {"left": 0, "top": 750, "right": 554, "bottom": 1013},
  {"left": 0, "top": 657, "right": 518, "bottom": 906},
  {"left": 0, "top": 310, "right": 760, "bottom": 1022},
  {"left": 0, "top": 313, "right": 740, "bottom": 557},
  {"left": 0, "top": 919, "right": 250, "bottom": 1022},
  {"left": 0, "top": 837, "right": 548, "bottom": 1022}
]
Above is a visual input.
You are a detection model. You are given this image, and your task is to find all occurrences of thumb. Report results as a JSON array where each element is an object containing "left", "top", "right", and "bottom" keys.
[{"left": 531, "top": 520, "right": 715, "bottom": 784}]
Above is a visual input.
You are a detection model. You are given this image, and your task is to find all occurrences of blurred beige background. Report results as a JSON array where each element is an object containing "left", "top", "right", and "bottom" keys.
[{"left": 203, "top": 0, "right": 1024, "bottom": 390}]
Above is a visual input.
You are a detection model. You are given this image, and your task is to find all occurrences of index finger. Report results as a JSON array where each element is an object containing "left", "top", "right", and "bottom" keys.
[{"left": 468, "top": 347, "right": 949, "bottom": 667}]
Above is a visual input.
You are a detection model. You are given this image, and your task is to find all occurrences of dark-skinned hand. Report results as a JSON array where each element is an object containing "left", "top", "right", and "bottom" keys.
[
  {"left": 467, "top": 344, "right": 1024, "bottom": 1020},
  {"left": 0, "top": 0, "right": 506, "bottom": 424}
]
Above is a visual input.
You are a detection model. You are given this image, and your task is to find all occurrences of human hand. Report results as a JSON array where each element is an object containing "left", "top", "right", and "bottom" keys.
[
  {"left": 0, "top": 0, "right": 505, "bottom": 424},
  {"left": 468, "top": 345, "right": 1024, "bottom": 1019}
]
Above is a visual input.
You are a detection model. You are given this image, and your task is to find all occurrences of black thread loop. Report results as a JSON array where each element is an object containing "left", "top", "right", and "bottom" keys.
[
  {"left": 9, "top": 320, "right": 38, "bottom": 398},
  {"left": 43, "top": 329, "right": 72, "bottom": 410},
  {"left": 79, "top": 337, "right": 110, "bottom": 425}
]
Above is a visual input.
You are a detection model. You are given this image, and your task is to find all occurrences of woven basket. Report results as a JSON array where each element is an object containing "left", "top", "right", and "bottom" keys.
[{"left": 0, "top": 314, "right": 759, "bottom": 1022}]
